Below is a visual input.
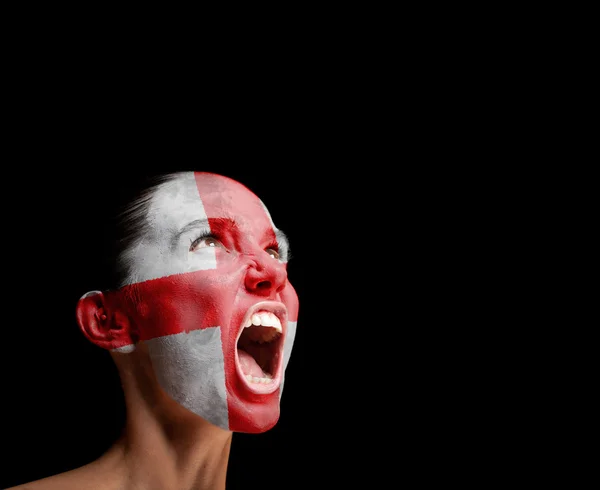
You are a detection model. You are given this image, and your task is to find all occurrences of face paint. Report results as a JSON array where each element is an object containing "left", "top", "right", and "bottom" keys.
[{"left": 103, "top": 172, "right": 299, "bottom": 433}]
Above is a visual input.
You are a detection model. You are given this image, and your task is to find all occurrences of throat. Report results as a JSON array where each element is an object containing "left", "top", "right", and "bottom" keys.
[{"left": 110, "top": 404, "right": 232, "bottom": 490}]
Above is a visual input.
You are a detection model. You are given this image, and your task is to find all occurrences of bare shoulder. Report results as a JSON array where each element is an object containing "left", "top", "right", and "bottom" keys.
[{"left": 5, "top": 460, "right": 120, "bottom": 490}]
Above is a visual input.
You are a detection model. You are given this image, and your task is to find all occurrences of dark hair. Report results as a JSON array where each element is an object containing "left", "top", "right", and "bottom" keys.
[
  {"left": 78, "top": 171, "right": 182, "bottom": 293},
  {"left": 110, "top": 172, "right": 182, "bottom": 288},
  {"left": 75, "top": 166, "right": 278, "bottom": 294}
]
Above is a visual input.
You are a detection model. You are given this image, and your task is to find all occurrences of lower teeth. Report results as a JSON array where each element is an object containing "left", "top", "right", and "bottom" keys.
[{"left": 245, "top": 374, "right": 273, "bottom": 384}]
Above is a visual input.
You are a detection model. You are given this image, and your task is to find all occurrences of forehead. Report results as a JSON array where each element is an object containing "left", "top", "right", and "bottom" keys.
[{"left": 147, "top": 172, "right": 274, "bottom": 233}]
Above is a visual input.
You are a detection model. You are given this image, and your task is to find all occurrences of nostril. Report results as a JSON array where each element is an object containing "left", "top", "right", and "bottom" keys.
[{"left": 256, "top": 281, "right": 271, "bottom": 290}]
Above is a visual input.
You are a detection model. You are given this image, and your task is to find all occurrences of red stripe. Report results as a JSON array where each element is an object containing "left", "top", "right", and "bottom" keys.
[
  {"left": 194, "top": 172, "right": 298, "bottom": 432},
  {"left": 105, "top": 172, "right": 299, "bottom": 432}
]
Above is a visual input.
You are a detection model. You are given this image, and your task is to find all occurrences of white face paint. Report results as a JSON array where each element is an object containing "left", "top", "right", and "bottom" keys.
[
  {"left": 119, "top": 172, "right": 218, "bottom": 284},
  {"left": 111, "top": 171, "right": 300, "bottom": 433}
]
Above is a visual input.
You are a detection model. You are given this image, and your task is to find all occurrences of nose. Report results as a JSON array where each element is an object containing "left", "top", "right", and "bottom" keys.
[{"left": 244, "top": 253, "right": 288, "bottom": 297}]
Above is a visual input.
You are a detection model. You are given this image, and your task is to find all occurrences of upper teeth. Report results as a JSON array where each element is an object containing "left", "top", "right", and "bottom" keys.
[{"left": 245, "top": 311, "right": 282, "bottom": 332}]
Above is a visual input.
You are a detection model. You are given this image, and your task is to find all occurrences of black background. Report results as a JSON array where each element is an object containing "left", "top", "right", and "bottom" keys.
[
  {"left": 0, "top": 154, "right": 385, "bottom": 488},
  {"left": 0, "top": 29, "right": 528, "bottom": 488},
  {"left": 0, "top": 126, "right": 508, "bottom": 488}
]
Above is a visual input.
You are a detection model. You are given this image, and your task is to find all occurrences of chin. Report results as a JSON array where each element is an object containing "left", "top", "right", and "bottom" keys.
[
  {"left": 227, "top": 390, "right": 282, "bottom": 433},
  {"left": 225, "top": 301, "right": 290, "bottom": 433}
]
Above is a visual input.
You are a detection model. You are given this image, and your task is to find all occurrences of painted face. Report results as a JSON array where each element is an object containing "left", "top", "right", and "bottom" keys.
[{"left": 104, "top": 172, "right": 299, "bottom": 433}]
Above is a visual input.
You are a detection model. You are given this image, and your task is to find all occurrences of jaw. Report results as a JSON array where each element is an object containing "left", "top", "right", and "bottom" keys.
[{"left": 234, "top": 300, "right": 288, "bottom": 395}]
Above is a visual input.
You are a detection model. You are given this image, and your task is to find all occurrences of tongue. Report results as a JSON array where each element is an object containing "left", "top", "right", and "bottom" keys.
[{"left": 238, "top": 349, "right": 265, "bottom": 377}]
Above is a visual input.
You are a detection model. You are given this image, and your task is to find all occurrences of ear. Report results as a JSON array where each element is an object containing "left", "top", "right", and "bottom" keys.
[{"left": 76, "top": 290, "right": 136, "bottom": 353}]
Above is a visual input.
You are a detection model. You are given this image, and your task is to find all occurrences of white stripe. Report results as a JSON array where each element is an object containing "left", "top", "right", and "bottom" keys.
[
  {"left": 145, "top": 327, "right": 228, "bottom": 430},
  {"left": 279, "top": 320, "right": 297, "bottom": 399},
  {"left": 260, "top": 199, "right": 277, "bottom": 229},
  {"left": 122, "top": 171, "right": 217, "bottom": 284},
  {"left": 112, "top": 345, "right": 135, "bottom": 353},
  {"left": 283, "top": 321, "right": 297, "bottom": 370}
]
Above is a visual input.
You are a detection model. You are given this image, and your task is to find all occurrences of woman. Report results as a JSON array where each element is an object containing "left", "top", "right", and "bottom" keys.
[{"left": 8, "top": 170, "right": 300, "bottom": 490}]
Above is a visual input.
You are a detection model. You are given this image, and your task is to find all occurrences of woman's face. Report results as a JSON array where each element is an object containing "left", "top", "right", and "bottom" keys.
[{"left": 109, "top": 172, "right": 299, "bottom": 433}]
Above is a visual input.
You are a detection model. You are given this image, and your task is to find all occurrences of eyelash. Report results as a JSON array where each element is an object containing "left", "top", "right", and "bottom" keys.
[
  {"left": 189, "top": 231, "right": 215, "bottom": 250},
  {"left": 189, "top": 233, "right": 284, "bottom": 258},
  {"left": 266, "top": 241, "right": 279, "bottom": 253}
]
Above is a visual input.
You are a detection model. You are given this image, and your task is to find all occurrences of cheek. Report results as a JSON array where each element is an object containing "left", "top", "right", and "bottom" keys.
[
  {"left": 280, "top": 280, "right": 300, "bottom": 322},
  {"left": 129, "top": 269, "right": 243, "bottom": 341}
]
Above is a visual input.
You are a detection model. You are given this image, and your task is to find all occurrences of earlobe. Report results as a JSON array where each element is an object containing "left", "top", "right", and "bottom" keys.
[{"left": 76, "top": 290, "right": 136, "bottom": 352}]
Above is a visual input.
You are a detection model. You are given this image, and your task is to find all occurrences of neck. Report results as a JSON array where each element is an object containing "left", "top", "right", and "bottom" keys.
[{"left": 102, "top": 351, "right": 233, "bottom": 490}]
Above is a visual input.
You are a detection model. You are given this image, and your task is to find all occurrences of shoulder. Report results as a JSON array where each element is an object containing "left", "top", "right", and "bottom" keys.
[{"left": 5, "top": 463, "right": 122, "bottom": 490}]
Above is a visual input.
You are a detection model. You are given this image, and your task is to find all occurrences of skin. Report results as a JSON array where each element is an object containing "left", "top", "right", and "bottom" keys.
[{"left": 8, "top": 172, "right": 299, "bottom": 490}]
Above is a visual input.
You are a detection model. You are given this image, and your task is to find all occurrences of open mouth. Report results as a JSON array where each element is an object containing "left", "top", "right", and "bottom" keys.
[{"left": 235, "top": 302, "right": 286, "bottom": 394}]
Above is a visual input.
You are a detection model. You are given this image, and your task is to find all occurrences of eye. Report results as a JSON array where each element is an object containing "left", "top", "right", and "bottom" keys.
[
  {"left": 266, "top": 247, "right": 280, "bottom": 260},
  {"left": 190, "top": 235, "right": 226, "bottom": 252}
]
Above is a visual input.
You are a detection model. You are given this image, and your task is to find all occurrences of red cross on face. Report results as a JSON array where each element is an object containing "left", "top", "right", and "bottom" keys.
[{"left": 78, "top": 172, "right": 299, "bottom": 433}]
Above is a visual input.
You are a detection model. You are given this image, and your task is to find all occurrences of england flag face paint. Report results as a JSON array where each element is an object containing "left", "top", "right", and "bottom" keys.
[{"left": 83, "top": 172, "right": 299, "bottom": 433}]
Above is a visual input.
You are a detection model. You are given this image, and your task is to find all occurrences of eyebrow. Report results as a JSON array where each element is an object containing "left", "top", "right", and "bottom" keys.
[
  {"left": 174, "top": 219, "right": 211, "bottom": 241},
  {"left": 274, "top": 228, "right": 289, "bottom": 248},
  {"left": 171, "top": 219, "right": 213, "bottom": 250},
  {"left": 273, "top": 228, "right": 291, "bottom": 261}
]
